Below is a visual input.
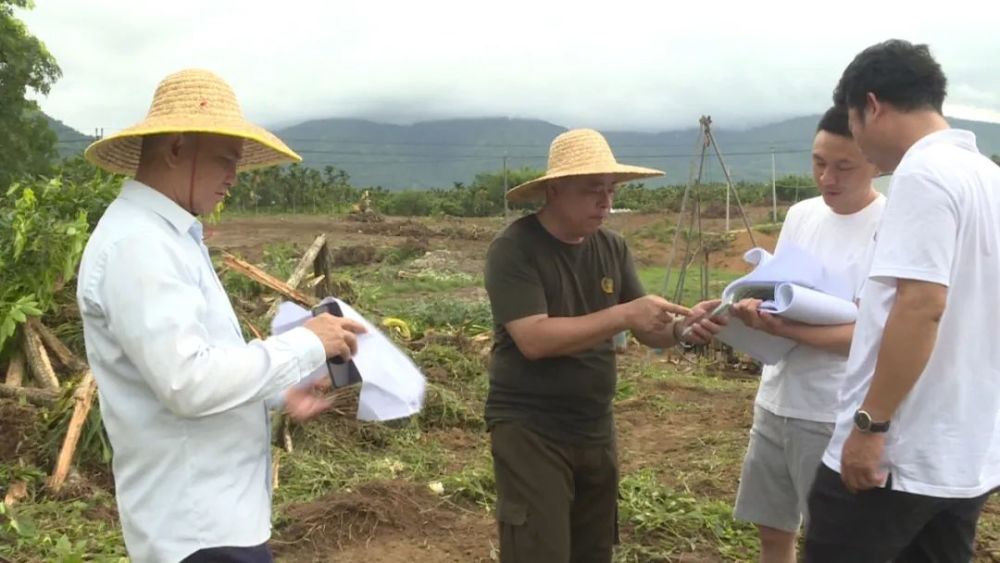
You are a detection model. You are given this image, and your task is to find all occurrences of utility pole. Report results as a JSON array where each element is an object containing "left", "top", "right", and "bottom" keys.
[
  {"left": 771, "top": 146, "right": 777, "bottom": 222},
  {"left": 503, "top": 154, "right": 509, "bottom": 220}
]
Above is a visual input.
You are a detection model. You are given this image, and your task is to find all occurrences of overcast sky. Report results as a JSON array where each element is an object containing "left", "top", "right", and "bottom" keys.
[{"left": 18, "top": 0, "right": 1000, "bottom": 136}]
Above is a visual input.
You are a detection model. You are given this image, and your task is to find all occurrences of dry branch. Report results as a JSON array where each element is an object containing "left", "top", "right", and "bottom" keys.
[
  {"left": 265, "top": 234, "right": 328, "bottom": 321},
  {"left": 221, "top": 252, "right": 317, "bottom": 307},
  {"left": 47, "top": 371, "right": 98, "bottom": 493},
  {"left": 272, "top": 451, "right": 281, "bottom": 492},
  {"left": 0, "top": 383, "right": 58, "bottom": 406}
]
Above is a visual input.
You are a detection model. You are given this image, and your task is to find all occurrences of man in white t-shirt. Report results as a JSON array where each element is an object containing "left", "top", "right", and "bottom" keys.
[
  {"left": 725, "top": 106, "right": 884, "bottom": 563},
  {"left": 805, "top": 39, "right": 1000, "bottom": 562}
]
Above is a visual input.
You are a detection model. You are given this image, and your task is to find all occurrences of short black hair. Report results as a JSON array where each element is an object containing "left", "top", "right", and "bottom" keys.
[
  {"left": 833, "top": 39, "right": 947, "bottom": 117},
  {"left": 816, "top": 105, "right": 851, "bottom": 138}
]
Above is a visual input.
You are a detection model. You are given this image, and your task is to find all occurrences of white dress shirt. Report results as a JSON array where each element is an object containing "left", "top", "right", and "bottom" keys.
[{"left": 77, "top": 180, "right": 326, "bottom": 563}]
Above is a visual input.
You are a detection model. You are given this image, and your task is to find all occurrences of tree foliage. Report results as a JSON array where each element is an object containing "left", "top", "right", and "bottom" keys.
[
  {"left": 0, "top": 0, "right": 62, "bottom": 190},
  {"left": 223, "top": 164, "right": 817, "bottom": 217},
  {"left": 0, "top": 161, "right": 120, "bottom": 352}
]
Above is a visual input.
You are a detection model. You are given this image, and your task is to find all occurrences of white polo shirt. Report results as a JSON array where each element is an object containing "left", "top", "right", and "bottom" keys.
[{"left": 823, "top": 129, "right": 1000, "bottom": 498}]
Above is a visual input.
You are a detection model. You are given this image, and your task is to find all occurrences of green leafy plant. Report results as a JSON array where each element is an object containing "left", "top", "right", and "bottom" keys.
[{"left": 0, "top": 174, "right": 118, "bottom": 352}]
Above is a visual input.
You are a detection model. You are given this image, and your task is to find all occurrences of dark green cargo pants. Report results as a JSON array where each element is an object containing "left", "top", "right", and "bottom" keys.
[{"left": 490, "top": 421, "right": 619, "bottom": 563}]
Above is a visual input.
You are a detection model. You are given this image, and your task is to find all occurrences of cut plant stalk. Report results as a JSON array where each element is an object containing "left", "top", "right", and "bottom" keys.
[
  {"left": 22, "top": 324, "right": 60, "bottom": 390},
  {"left": 221, "top": 252, "right": 317, "bottom": 307},
  {"left": 0, "top": 383, "right": 58, "bottom": 406},
  {"left": 4, "top": 351, "right": 25, "bottom": 387},
  {"left": 28, "top": 318, "right": 87, "bottom": 373},
  {"left": 48, "top": 370, "right": 98, "bottom": 493}
]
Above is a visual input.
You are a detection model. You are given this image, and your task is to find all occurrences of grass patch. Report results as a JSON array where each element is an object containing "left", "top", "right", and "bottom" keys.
[
  {"left": 441, "top": 449, "right": 496, "bottom": 511},
  {"left": 381, "top": 299, "right": 492, "bottom": 335},
  {"left": 414, "top": 344, "right": 486, "bottom": 383},
  {"left": 616, "top": 469, "right": 757, "bottom": 562},
  {"left": 274, "top": 418, "right": 447, "bottom": 505},
  {"left": 753, "top": 222, "right": 783, "bottom": 235},
  {"left": 0, "top": 492, "right": 126, "bottom": 563},
  {"left": 624, "top": 356, "right": 756, "bottom": 394},
  {"left": 615, "top": 378, "right": 638, "bottom": 402},
  {"left": 670, "top": 430, "right": 749, "bottom": 496},
  {"left": 418, "top": 383, "right": 484, "bottom": 430},
  {"left": 631, "top": 219, "right": 677, "bottom": 244},
  {"left": 378, "top": 273, "right": 481, "bottom": 296},
  {"left": 638, "top": 265, "right": 742, "bottom": 306}
]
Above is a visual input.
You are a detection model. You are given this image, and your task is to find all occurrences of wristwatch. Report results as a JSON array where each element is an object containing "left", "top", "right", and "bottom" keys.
[{"left": 853, "top": 409, "right": 890, "bottom": 433}]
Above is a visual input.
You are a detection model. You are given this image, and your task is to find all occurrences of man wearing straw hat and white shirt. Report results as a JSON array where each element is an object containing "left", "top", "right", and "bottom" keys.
[
  {"left": 484, "top": 128, "right": 725, "bottom": 563},
  {"left": 77, "top": 69, "right": 365, "bottom": 563}
]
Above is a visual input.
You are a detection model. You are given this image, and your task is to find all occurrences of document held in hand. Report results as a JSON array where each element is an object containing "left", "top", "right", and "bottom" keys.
[
  {"left": 713, "top": 244, "right": 857, "bottom": 364},
  {"left": 272, "top": 298, "right": 427, "bottom": 421}
]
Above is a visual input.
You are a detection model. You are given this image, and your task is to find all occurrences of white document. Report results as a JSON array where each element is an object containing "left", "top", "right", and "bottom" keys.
[
  {"left": 271, "top": 299, "right": 427, "bottom": 422},
  {"left": 760, "top": 283, "right": 857, "bottom": 325},
  {"left": 714, "top": 318, "right": 798, "bottom": 365},
  {"left": 713, "top": 243, "right": 857, "bottom": 364},
  {"left": 720, "top": 244, "right": 854, "bottom": 304}
]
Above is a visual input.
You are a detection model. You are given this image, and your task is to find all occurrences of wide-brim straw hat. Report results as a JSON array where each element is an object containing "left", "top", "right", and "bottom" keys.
[
  {"left": 85, "top": 69, "right": 301, "bottom": 175},
  {"left": 506, "top": 128, "right": 664, "bottom": 203}
]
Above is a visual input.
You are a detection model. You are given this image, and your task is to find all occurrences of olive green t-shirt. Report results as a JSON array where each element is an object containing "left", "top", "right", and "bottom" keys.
[{"left": 483, "top": 214, "right": 645, "bottom": 445}]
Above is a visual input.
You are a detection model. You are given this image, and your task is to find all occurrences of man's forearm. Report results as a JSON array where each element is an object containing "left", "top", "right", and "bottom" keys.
[
  {"left": 772, "top": 323, "right": 854, "bottom": 356},
  {"left": 861, "top": 291, "right": 943, "bottom": 421},
  {"left": 517, "top": 306, "right": 629, "bottom": 360}
]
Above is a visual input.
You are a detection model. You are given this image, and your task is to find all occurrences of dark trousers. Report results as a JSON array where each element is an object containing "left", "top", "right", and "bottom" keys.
[
  {"left": 181, "top": 543, "right": 273, "bottom": 563},
  {"left": 490, "top": 421, "right": 619, "bottom": 563},
  {"left": 805, "top": 463, "right": 992, "bottom": 563}
]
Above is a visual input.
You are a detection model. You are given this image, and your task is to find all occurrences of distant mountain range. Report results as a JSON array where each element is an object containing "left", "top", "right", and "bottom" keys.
[
  {"left": 48, "top": 114, "right": 1000, "bottom": 189},
  {"left": 48, "top": 115, "right": 95, "bottom": 158}
]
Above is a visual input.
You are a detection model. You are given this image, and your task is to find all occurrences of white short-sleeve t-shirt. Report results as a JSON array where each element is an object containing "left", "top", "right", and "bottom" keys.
[
  {"left": 823, "top": 129, "right": 1000, "bottom": 498},
  {"left": 756, "top": 195, "right": 885, "bottom": 422}
]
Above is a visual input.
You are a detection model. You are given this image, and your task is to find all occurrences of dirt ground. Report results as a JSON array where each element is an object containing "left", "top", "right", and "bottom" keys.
[
  {"left": 0, "top": 401, "right": 39, "bottom": 463},
  {"left": 207, "top": 209, "right": 776, "bottom": 278},
  {"left": 272, "top": 481, "right": 497, "bottom": 563},
  {"left": 269, "top": 350, "right": 758, "bottom": 563},
  {"left": 206, "top": 215, "right": 503, "bottom": 265}
]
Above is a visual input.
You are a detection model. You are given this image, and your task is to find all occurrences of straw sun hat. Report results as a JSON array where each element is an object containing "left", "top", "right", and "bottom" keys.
[
  {"left": 85, "top": 69, "right": 301, "bottom": 175},
  {"left": 505, "top": 128, "right": 664, "bottom": 203}
]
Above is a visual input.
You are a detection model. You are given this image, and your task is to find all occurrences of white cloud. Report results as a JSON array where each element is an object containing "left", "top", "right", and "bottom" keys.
[{"left": 19, "top": 0, "right": 1000, "bottom": 134}]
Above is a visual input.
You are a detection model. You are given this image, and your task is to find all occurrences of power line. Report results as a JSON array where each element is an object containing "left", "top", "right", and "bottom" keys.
[
  {"left": 293, "top": 148, "right": 809, "bottom": 159},
  {"left": 279, "top": 136, "right": 816, "bottom": 149}
]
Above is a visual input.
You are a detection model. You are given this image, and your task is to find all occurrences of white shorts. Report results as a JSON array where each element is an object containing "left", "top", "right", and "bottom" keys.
[{"left": 733, "top": 405, "right": 834, "bottom": 533}]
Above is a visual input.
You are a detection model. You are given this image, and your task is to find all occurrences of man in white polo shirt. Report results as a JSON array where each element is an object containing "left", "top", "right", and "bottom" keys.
[
  {"left": 727, "top": 105, "right": 884, "bottom": 563},
  {"left": 805, "top": 39, "right": 1000, "bottom": 562}
]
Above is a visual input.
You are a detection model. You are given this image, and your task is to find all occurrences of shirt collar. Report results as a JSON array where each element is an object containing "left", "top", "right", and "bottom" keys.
[
  {"left": 118, "top": 180, "right": 201, "bottom": 238},
  {"left": 902, "top": 128, "right": 979, "bottom": 163}
]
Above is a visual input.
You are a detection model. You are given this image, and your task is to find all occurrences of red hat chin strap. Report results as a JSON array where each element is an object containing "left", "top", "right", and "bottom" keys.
[{"left": 188, "top": 136, "right": 199, "bottom": 215}]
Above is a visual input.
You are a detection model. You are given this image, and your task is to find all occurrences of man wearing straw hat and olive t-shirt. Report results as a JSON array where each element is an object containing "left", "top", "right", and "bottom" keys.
[
  {"left": 484, "top": 129, "right": 726, "bottom": 562},
  {"left": 78, "top": 69, "right": 366, "bottom": 563}
]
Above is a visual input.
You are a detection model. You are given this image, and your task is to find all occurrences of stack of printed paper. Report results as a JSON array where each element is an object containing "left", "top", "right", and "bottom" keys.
[{"left": 714, "top": 243, "right": 857, "bottom": 364}]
